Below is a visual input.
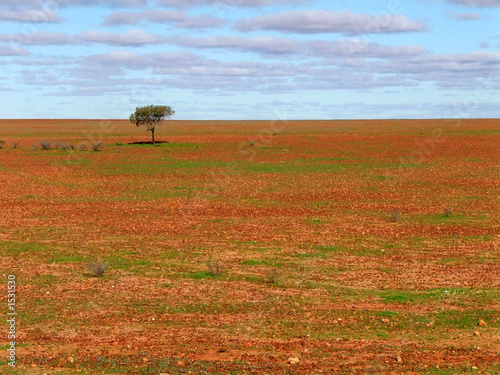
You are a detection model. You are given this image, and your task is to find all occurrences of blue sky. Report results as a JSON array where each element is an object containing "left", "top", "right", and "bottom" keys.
[{"left": 0, "top": 0, "right": 499, "bottom": 120}]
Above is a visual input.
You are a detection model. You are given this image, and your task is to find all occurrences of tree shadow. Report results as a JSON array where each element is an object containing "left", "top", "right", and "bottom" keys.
[{"left": 127, "top": 141, "right": 170, "bottom": 145}]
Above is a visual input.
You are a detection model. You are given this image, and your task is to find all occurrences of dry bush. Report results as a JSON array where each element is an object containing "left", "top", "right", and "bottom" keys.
[
  {"left": 0, "top": 140, "right": 5, "bottom": 149},
  {"left": 207, "top": 258, "right": 226, "bottom": 276},
  {"left": 91, "top": 141, "right": 103, "bottom": 151},
  {"left": 40, "top": 140, "right": 52, "bottom": 150},
  {"left": 390, "top": 209, "right": 401, "bottom": 223},
  {"left": 85, "top": 260, "right": 109, "bottom": 278},
  {"left": 78, "top": 143, "right": 88, "bottom": 151},
  {"left": 56, "top": 142, "right": 73, "bottom": 151},
  {"left": 444, "top": 207, "right": 454, "bottom": 217},
  {"left": 265, "top": 269, "right": 281, "bottom": 284},
  {"left": 11, "top": 141, "right": 20, "bottom": 149}
]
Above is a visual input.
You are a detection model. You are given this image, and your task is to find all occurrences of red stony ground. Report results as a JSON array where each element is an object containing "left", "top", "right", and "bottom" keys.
[{"left": 0, "top": 119, "right": 499, "bottom": 374}]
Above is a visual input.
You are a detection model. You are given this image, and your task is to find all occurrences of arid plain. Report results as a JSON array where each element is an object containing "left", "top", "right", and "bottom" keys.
[{"left": 0, "top": 119, "right": 499, "bottom": 374}]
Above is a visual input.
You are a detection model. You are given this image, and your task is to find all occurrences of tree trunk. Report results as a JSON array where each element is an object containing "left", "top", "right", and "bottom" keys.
[{"left": 151, "top": 127, "right": 155, "bottom": 145}]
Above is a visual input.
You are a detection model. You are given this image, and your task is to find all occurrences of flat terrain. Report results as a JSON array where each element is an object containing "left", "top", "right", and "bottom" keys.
[{"left": 0, "top": 119, "right": 499, "bottom": 374}]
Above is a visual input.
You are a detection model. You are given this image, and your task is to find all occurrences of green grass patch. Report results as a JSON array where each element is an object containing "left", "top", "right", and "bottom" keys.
[
  {"left": 29, "top": 274, "right": 58, "bottom": 286},
  {"left": 375, "top": 311, "right": 400, "bottom": 317},
  {"left": 48, "top": 255, "right": 85, "bottom": 263},
  {"left": 101, "top": 254, "right": 165, "bottom": 274},
  {"left": 100, "top": 159, "right": 227, "bottom": 175},
  {"left": 0, "top": 240, "right": 49, "bottom": 254},
  {"left": 238, "top": 159, "right": 356, "bottom": 174},
  {"left": 306, "top": 217, "right": 323, "bottom": 225},
  {"left": 126, "top": 142, "right": 200, "bottom": 149},
  {"left": 435, "top": 309, "right": 499, "bottom": 329},
  {"left": 379, "top": 287, "right": 500, "bottom": 305},
  {"left": 180, "top": 271, "right": 215, "bottom": 280},
  {"left": 412, "top": 213, "right": 489, "bottom": 226}
]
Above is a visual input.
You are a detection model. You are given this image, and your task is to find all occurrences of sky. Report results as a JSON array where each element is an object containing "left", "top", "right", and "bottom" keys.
[{"left": 0, "top": 0, "right": 499, "bottom": 120}]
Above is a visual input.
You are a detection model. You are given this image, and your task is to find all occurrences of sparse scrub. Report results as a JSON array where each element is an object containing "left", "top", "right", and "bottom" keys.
[
  {"left": 390, "top": 209, "right": 401, "bottom": 223},
  {"left": 31, "top": 144, "right": 39, "bottom": 151},
  {"left": 91, "top": 141, "right": 103, "bottom": 151},
  {"left": 40, "top": 140, "right": 52, "bottom": 150},
  {"left": 11, "top": 140, "right": 20, "bottom": 149},
  {"left": 207, "top": 258, "right": 226, "bottom": 276},
  {"left": 265, "top": 269, "right": 281, "bottom": 284},
  {"left": 78, "top": 143, "right": 88, "bottom": 151},
  {"left": 85, "top": 260, "right": 109, "bottom": 278},
  {"left": 0, "top": 140, "right": 5, "bottom": 149},
  {"left": 444, "top": 207, "right": 454, "bottom": 217},
  {"left": 56, "top": 142, "right": 73, "bottom": 151}
]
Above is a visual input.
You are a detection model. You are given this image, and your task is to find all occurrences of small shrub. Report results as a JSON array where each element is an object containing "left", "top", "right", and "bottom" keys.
[
  {"left": 32, "top": 144, "right": 39, "bottom": 151},
  {"left": 390, "top": 209, "right": 401, "bottom": 223},
  {"left": 443, "top": 207, "right": 454, "bottom": 217},
  {"left": 0, "top": 140, "right": 5, "bottom": 149},
  {"left": 40, "top": 140, "right": 52, "bottom": 150},
  {"left": 11, "top": 141, "right": 20, "bottom": 149},
  {"left": 248, "top": 140, "right": 255, "bottom": 146},
  {"left": 265, "top": 269, "right": 281, "bottom": 284},
  {"left": 78, "top": 143, "right": 88, "bottom": 151},
  {"left": 56, "top": 142, "right": 72, "bottom": 151},
  {"left": 91, "top": 141, "right": 103, "bottom": 151},
  {"left": 207, "top": 258, "right": 225, "bottom": 276},
  {"left": 85, "top": 260, "right": 109, "bottom": 278}
]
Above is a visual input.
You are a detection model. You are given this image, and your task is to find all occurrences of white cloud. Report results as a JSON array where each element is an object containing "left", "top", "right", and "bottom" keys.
[
  {"left": 157, "top": 0, "right": 307, "bottom": 7},
  {"left": 104, "top": 10, "right": 186, "bottom": 25},
  {"left": 0, "top": 0, "right": 148, "bottom": 7},
  {"left": 0, "top": 30, "right": 170, "bottom": 47},
  {"left": 0, "top": 0, "right": 306, "bottom": 8},
  {"left": 343, "top": 50, "right": 500, "bottom": 90},
  {"left": 447, "top": 0, "right": 500, "bottom": 7},
  {"left": 306, "top": 39, "right": 428, "bottom": 59},
  {"left": 104, "top": 10, "right": 226, "bottom": 29},
  {"left": 177, "top": 35, "right": 428, "bottom": 59},
  {"left": 68, "top": 49, "right": 421, "bottom": 94},
  {"left": 0, "top": 32, "right": 79, "bottom": 45},
  {"left": 0, "top": 9, "right": 60, "bottom": 22},
  {"left": 78, "top": 30, "right": 168, "bottom": 46},
  {"left": 0, "top": 44, "right": 30, "bottom": 56},
  {"left": 178, "top": 35, "right": 302, "bottom": 55},
  {"left": 83, "top": 50, "right": 209, "bottom": 70},
  {"left": 446, "top": 11, "right": 482, "bottom": 20},
  {"left": 236, "top": 10, "right": 428, "bottom": 35}
]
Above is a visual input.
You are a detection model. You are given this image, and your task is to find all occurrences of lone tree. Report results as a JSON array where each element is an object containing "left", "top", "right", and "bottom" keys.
[{"left": 129, "top": 105, "right": 175, "bottom": 145}]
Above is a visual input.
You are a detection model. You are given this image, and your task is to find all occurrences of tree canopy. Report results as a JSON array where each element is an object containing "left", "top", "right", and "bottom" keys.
[{"left": 129, "top": 105, "right": 175, "bottom": 144}]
